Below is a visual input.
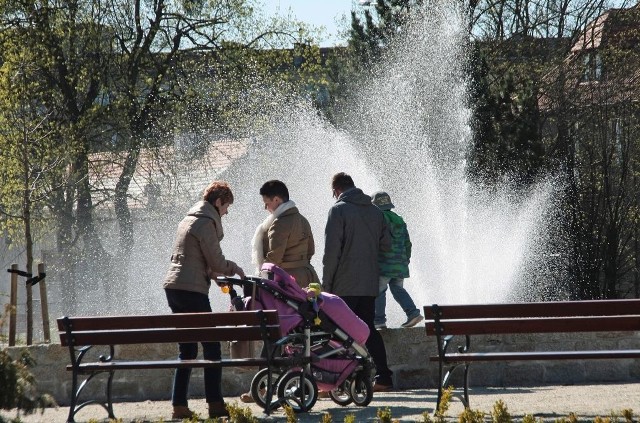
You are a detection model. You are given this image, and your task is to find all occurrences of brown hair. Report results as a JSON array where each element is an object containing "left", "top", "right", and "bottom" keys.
[
  {"left": 331, "top": 172, "right": 355, "bottom": 192},
  {"left": 203, "top": 181, "right": 234, "bottom": 205}
]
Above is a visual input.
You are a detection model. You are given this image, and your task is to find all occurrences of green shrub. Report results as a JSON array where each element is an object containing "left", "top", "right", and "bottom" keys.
[
  {"left": 283, "top": 404, "right": 297, "bottom": 423},
  {"left": 343, "top": 414, "right": 356, "bottom": 423},
  {"left": 421, "top": 411, "right": 435, "bottom": 423},
  {"left": 491, "top": 400, "right": 511, "bottom": 423},
  {"left": 225, "top": 401, "right": 258, "bottom": 423},
  {"left": 377, "top": 406, "right": 393, "bottom": 423},
  {"left": 320, "top": 412, "right": 333, "bottom": 423},
  {"left": 0, "top": 306, "right": 55, "bottom": 419},
  {"left": 458, "top": 408, "right": 486, "bottom": 423},
  {"left": 437, "top": 386, "right": 453, "bottom": 418},
  {"left": 420, "top": 386, "right": 453, "bottom": 423},
  {"left": 182, "top": 412, "right": 201, "bottom": 422},
  {"left": 608, "top": 411, "right": 621, "bottom": 423}
]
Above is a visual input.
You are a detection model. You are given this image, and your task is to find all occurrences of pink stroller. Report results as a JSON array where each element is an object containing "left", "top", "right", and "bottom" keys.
[{"left": 218, "top": 263, "right": 375, "bottom": 413}]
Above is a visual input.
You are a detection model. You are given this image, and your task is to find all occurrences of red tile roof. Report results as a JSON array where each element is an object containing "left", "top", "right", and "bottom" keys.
[{"left": 89, "top": 139, "right": 249, "bottom": 210}]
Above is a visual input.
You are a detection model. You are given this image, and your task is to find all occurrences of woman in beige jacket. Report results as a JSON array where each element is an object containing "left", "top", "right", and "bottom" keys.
[
  {"left": 163, "top": 180, "right": 245, "bottom": 419},
  {"left": 241, "top": 179, "right": 319, "bottom": 403},
  {"left": 251, "top": 179, "right": 319, "bottom": 288}
]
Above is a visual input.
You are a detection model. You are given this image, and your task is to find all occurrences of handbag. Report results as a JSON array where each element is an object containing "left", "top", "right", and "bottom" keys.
[{"left": 229, "top": 281, "right": 258, "bottom": 360}]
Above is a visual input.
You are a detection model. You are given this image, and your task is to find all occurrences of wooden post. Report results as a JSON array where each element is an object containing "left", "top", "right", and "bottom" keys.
[
  {"left": 38, "top": 262, "right": 50, "bottom": 343},
  {"left": 26, "top": 266, "right": 33, "bottom": 345},
  {"left": 9, "top": 264, "right": 18, "bottom": 346}
]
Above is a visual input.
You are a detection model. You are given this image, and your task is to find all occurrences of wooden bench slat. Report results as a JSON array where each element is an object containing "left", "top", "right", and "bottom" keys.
[
  {"left": 60, "top": 325, "right": 281, "bottom": 346},
  {"left": 57, "top": 309, "right": 293, "bottom": 422},
  {"left": 69, "top": 356, "right": 310, "bottom": 372},
  {"left": 429, "top": 350, "right": 640, "bottom": 362},
  {"left": 70, "top": 358, "right": 270, "bottom": 370},
  {"left": 424, "top": 300, "right": 640, "bottom": 413},
  {"left": 56, "top": 311, "right": 279, "bottom": 331},
  {"left": 425, "top": 315, "right": 640, "bottom": 335},
  {"left": 424, "top": 299, "right": 640, "bottom": 319}
]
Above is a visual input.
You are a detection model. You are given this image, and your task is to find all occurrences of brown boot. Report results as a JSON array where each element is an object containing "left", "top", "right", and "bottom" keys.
[
  {"left": 172, "top": 405, "right": 195, "bottom": 419},
  {"left": 240, "top": 392, "right": 255, "bottom": 403},
  {"left": 208, "top": 401, "right": 229, "bottom": 418}
]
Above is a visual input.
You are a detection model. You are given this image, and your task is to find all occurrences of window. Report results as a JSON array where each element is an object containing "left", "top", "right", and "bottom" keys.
[{"left": 581, "top": 51, "right": 603, "bottom": 82}]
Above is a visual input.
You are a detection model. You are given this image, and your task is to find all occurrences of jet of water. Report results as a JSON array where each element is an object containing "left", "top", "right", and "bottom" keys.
[{"left": 49, "top": 1, "right": 569, "bottom": 326}]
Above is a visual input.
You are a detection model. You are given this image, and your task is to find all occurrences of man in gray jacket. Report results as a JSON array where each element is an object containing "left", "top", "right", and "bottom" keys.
[{"left": 322, "top": 172, "right": 394, "bottom": 391}]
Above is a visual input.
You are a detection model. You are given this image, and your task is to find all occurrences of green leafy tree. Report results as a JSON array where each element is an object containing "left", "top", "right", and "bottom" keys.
[
  {"left": 0, "top": 37, "right": 71, "bottom": 340},
  {"left": 349, "top": 0, "right": 417, "bottom": 70},
  {"left": 0, "top": 0, "right": 114, "bottom": 278},
  {"left": 91, "top": 0, "right": 315, "bottom": 262},
  {"left": 468, "top": 45, "right": 546, "bottom": 186},
  {"left": 1, "top": 0, "right": 318, "bottom": 291},
  {"left": 537, "top": 5, "right": 640, "bottom": 298}
]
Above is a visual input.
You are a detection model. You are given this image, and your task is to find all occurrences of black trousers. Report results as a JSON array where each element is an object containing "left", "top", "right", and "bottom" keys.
[
  {"left": 340, "top": 295, "right": 393, "bottom": 385},
  {"left": 165, "top": 288, "right": 223, "bottom": 405}
]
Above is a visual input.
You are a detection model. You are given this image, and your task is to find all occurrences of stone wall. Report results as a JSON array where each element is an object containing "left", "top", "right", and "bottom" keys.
[{"left": 6, "top": 328, "right": 640, "bottom": 405}]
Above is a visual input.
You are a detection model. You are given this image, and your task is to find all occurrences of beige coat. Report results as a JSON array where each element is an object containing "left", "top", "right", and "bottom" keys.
[
  {"left": 163, "top": 201, "right": 241, "bottom": 295},
  {"left": 261, "top": 207, "right": 319, "bottom": 288}
]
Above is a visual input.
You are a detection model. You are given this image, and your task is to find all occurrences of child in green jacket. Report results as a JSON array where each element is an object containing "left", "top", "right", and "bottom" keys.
[{"left": 371, "top": 191, "right": 423, "bottom": 329}]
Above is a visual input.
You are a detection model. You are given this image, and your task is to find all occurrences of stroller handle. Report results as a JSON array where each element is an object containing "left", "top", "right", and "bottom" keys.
[
  {"left": 216, "top": 275, "right": 262, "bottom": 287},
  {"left": 216, "top": 276, "right": 262, "bottom": 311}
]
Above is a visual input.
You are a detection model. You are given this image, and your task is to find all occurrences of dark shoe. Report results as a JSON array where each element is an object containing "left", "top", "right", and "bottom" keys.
[
  {"left": 401, "top": 314, "right": 424, "bottom": 328},
  {"left": 240, "top": 392, "right": 254, "bottom": 403},
  {"left": 208, "top": 401, "right": 229, "bottom": 418},
  {"left": 374, "top": 323, "right": 387, "bottom": 330},
  {"left": 373, "top": 383, "right": 393, "bottom": 392},
  {"left": 172, "top": 405, "right": 195, "bottom": 419}
]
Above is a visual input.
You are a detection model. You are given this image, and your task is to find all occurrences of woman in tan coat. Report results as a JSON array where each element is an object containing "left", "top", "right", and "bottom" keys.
[
  {"left": 241, "top": 179, "right": 318, "bottom": 403},
  {"left": 251, "top": 179, "right": 319, "bottom": 288},
  {"left": 163, "top": 180, "right": 245, "bottom": 419}
]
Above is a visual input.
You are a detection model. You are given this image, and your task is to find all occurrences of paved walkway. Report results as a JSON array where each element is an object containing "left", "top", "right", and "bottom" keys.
[{"left": 2, "top": 383, "right": 638, "bottom": 422}]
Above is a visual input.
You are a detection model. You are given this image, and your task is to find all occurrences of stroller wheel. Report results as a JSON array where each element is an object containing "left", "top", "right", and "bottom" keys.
[
  {"left": 350, "top": 373, "right": 373, "bottom": 407},
  {"left": 250, "top": 368, "right": 282, "bottom": 410},
  {"left": 276, "top": 370, "right": 318, "bottom": 413},
  {"left": 329, "top": 382, "right": 353, "bottom": 406}
]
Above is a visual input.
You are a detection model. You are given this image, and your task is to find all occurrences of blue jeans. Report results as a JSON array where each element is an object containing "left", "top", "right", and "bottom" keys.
[
  {"left": 374, "top": 277, "right": 420, "bottom": 325},
  {"left": 165, "top": 288, "right": 223, "bottom": 406}
]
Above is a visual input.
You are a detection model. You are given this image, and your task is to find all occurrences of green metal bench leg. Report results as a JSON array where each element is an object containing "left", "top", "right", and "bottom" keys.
[
  {"left": 106, "top": 370, "right": 116, "bottom": 419},
  {"left": 462, "top": 363, "right": 470, "bottom": 408},
  {"left": 435, "top": 360, "right": 444, "bottom": 414},
  {"left": 67, "top": 367, "right": 79, "bottom": 423}
]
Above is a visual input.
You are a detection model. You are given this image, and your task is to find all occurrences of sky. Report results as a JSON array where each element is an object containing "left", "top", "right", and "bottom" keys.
[{"left": 260, "top": 0, "right": 361, "bottom": 46}]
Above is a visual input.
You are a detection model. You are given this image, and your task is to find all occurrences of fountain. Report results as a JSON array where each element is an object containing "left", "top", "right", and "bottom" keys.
[{"left": 36, "top": 1, "right": 569, "bottom": 329}]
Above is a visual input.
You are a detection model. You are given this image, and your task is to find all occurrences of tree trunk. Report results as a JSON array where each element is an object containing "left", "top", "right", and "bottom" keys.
[
  {"left": 22, "top": 136, "right": 34, "bottom": 345},
  {"left": 603, "top": 224, "right": 619, "bottom": 298},
  {"left": 114, "top": 145, "right": 141, "bottom": 259}
]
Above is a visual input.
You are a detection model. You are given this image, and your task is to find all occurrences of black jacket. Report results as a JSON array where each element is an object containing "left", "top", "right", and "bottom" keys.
[{"left": 322, "top": 187, "right": 391, "bottom": 296}]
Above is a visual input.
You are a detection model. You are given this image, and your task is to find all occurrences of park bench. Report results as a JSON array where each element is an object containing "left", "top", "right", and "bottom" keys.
[
  {"left": 424, "top": 299, "right": 640, "bottom": 411},
  {"left": 57, "top": 310, "right": 309, "bottom": 423}
]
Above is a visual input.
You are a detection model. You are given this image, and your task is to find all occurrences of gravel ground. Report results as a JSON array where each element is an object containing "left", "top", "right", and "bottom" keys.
[{"left": 2, "top": 383, "right": 639, "bottom": 422}]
